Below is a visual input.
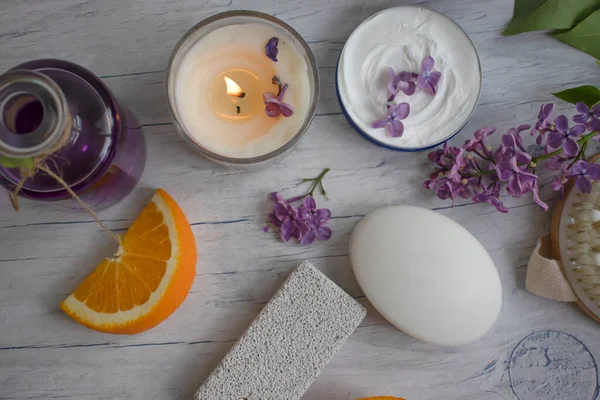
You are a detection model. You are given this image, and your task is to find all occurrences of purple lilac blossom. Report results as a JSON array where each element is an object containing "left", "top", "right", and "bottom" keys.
[
  {"left": 263, "top": 83, "right": 294, "bottom": 118},
  {"left": 573, "top": 102, "right": 600, "bottom": 124},
  {"left": 373, "top": 56, "right": 441, "bottom": 137},
  {"left": 568, "top": 161, "right": 600, "bottom": 193},
  {"left": 387, "top": 68, "right": 417, "bottom": 98},
  {"left": 531, "top": 103, "right": 554, "bottom": 136},
  {"left": 267, "top": 192, "right": 332, "bottom": 245},
  {"left": 425, "top": 102, "right": 600, "bottom": 213},
  {"left": 546, "top": 115, "right": 585, "bottom": 157},
  {"left": 417, "top": 56, "right": 442, "bottom": 96},
  {"left": 371, "top": 103, "right": 410, "bottom": 138}
]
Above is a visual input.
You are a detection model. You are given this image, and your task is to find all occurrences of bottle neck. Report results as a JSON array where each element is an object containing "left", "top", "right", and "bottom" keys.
[{"left": 0, "top": 69, "right": 69, "bottom": 158}]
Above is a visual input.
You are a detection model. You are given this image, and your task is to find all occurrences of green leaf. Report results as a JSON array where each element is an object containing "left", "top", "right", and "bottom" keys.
[
  {"left": 554, "top": 9, "right": 600, "bottom": 59},
  {"left": 503, "top": 0, "right": 600, "bottom": 36},
  {"left": 553, "top": 85, "right": 600, "bottom": 107},
  {"left": 0, "top": 156, "right": 35, "bottom": 169},
  {"left": 513, "top": 0, "right": 549, "bottom": 19}
]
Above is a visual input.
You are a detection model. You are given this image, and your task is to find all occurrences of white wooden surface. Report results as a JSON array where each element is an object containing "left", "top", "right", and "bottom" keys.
[{"left": 1, "top": 0, "right": 600, "bottom": 399}]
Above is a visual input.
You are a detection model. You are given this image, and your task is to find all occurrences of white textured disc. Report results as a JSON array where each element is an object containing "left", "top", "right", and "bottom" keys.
[{"left": 349, "top": 206, "right": 502, "bottom": 346}]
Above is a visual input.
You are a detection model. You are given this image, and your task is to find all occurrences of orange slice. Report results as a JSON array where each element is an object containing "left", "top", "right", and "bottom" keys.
[{"left": 61, "top": 189, "right": 197, "bottom": 334}]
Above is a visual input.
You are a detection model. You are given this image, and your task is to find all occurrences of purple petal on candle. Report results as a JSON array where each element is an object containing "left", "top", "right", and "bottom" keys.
[
  {"left": 280, "top": 102, "right": 294, "bottom": 117},
  {"left": 264, "top": 81, "right": 293, "bottom": 118},
  {"left": 265, "top": 103, "right": 282, "bottom": 117},
  {"left": 265, "top": 37, "right": 279, "bottom": 62},
  {"left": 263, "top": 92, "right": 279, "bottom": 103},
  {"left": 278, "top": 83, "right": 289, "bottom": 100}
]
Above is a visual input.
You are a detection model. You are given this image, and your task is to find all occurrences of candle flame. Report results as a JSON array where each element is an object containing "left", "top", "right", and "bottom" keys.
[{"left": 225, "top": 77, "right": 244, "bottom": 97}]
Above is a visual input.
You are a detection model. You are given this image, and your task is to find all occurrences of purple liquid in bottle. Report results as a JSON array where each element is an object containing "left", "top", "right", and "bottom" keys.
[{"left": 0, "top": 59, "right": 146, "bottom": 210}]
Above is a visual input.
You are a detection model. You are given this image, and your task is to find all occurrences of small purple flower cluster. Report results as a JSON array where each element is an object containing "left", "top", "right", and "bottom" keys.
[
  {"left": 424, "top": 102, "right": 600, "bottom": 213},
  {"left": 371, "top": 56, "right": 442, "bottom": 138},
  {"left": 268, "top": 193, "right": 332, "bottom": 245},
  {"left": 263, "top": 82, "right": 294, "bottom": 118},
  {"left": 263, "top": 39, "right": 294, "bottom": 118},
  {"left": 265, "top": 168, "right": 333, "bottom": 245}
]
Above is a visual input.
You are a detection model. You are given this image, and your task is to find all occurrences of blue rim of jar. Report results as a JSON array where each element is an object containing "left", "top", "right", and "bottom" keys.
[
  {"left": 166, "top": 10, "right": 320, "bottom": 166},
  {"left": 335, "top": 6, "right": 483, "bottom": 153}
]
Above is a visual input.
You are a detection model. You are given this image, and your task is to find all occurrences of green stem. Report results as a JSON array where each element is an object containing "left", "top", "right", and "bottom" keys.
[
  {"left": 532, "top": 131, "right": 598, "bottom": 163},
  {"left": 307, "top": 168, "right": 330, "bottom": 197},
  {"left": 450, "top": 132, "right": 599, "bottom": 182},
  {"left": 290, "top": 169, "right": 331, "bottom": 202}
]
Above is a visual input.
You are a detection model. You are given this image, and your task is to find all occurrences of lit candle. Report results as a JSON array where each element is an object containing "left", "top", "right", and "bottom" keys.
[{"left": 167, "top": 11, "right": 318, "bottom": 163}]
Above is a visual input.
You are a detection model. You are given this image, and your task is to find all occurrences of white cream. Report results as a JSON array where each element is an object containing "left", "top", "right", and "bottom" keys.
[
  {"left": 337, "top": 6, "right": 481, "bottom": 150},
  {"left": 174, "top": 23, "right": 311, "bottom": 159}
]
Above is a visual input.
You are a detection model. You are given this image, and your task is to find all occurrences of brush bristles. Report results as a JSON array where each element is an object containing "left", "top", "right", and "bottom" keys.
[{"left": 567, "top": 188, "right": 600, "bottom": 308}]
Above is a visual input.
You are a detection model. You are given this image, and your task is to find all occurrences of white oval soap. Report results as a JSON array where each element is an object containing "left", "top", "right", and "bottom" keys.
[{"left": 349, "top": 206, "right": 501, "bottom": 346}]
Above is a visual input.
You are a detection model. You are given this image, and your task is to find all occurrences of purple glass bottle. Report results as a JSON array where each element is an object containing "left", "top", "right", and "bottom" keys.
[{"left": 0, "top": 59, "right": 146, "bottom": 210}]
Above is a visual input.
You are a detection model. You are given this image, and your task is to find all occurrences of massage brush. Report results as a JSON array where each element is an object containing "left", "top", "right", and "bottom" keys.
[{"left": 552, "top": 167, "right": 600, "bottom": 323}]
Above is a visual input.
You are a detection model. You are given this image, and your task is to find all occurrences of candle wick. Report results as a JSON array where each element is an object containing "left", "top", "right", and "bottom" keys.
[
  {"left": 239, "top": 92, "right": 246, "bottom": 99},
  {"left": 236, "top": 106, "right": 241, "bottom": 114}
]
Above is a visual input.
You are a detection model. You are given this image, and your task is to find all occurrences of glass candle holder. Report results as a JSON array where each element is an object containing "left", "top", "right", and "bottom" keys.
[
  {"left": 0, "top": 59, "right": 146, "bottom": 210},
  {"left": 166, "top": 10, "right": 319, "bottom": 167},
  {"left": 336, "top": 6, "right": 482, "bottom": 152}
]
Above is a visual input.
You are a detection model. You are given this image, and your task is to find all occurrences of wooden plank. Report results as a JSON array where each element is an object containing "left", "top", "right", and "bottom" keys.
[{"left": 1, "top": 0, "right": 600, "bottom": 399}]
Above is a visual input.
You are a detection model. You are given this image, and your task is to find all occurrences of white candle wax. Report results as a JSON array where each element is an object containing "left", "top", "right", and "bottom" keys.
[{"left": 174, "top": 22, "right": 311, "bottom": 159}]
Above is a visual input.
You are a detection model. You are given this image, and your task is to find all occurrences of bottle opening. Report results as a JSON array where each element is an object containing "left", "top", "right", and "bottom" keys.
[
  {"left": 0, "top": 70, "right": 66, "bottom": 158},
  {"left": 2, "top": 93, "right": 44, "bottom": 135}
]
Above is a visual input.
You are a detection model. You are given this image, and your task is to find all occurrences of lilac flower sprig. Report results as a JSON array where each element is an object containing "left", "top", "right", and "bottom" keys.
[
  {"left": 373, "top": 56, "right": 442, "bottom": 138},
  {"left": 263, "top": 76, "right": 294, "bottom": 118},
  {"left": 424, "top": 101, "right": 600, "bottom": 213},
  {"left": 265, "top": 169, "right": 332, "bottom": 245}
]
